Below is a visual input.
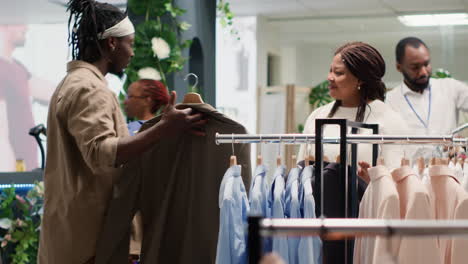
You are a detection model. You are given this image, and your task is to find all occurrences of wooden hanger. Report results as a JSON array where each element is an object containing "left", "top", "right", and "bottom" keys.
[
  {"left": 304, "top": 154, "right": 310, "bottom": 166},
  {"left": 417, "top": 157, "right": 425, "bottom": 174},
  {"left": 304, "top": 154, "right": 315, "bottom": 165},
  {"left": 230, "top": 155, "right": 237, "bottom": 166},
  {"left": 441, "top": 158, "right": 449, "bottom": 165},
  {"left": 377, "top": 157, "right": 385, "bottom": 166},
  {"left": 276, "top": 155, "right": 282, "bottom": 167},
  {"left": 432, "top": 158, "right": 445, "bottom": 165},
  {"left": 256, "top": 155, "right": 263, "bottom": 166},
  {"left": 304, "top": 137, "right": 313, "bottom": 166},
  {"left": 182, "top": 92, "right": 204, "bottom": 103},
  {"left": 291, "top": 155, "right": 297, "bottom": 169},
  {"left": 183, "top": 73, "right": 203, "bottom": 103},
  {"left": 401, "top": 157, "right": 410, "bottom": 167},
  {"left": 229, "top": 133, "right": 236, "bottom": 166},
  {"left": 377, "top": 139, "right": 385, "bottom": 166},
  {"left": 276, "top": 137, "right": 283, "bottom": 166},
  {"left": 400, "top": 149, "right": 410, "bottom": 167}
]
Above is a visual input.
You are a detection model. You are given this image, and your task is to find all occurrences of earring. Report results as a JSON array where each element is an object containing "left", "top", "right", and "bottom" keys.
[
  {"left": 111, "top": 47, "right": 115, "bottom": 52},
  {"left": 357, "top": 85, "right": 361, "bottom": 90}
]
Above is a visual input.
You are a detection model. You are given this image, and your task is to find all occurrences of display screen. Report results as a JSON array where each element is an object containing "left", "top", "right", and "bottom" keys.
[{"left": 0, "top": 23, "right": 124, "bottom": 171}]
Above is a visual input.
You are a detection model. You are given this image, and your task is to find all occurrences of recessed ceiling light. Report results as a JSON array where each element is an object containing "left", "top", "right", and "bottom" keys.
[{"left": 398, "top": 13, "right": 468, "bottom": 27}]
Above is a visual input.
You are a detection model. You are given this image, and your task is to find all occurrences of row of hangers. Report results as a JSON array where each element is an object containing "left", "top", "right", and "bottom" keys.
[
  {"left": 228, "top": 145, "right": 336, "bottom": 168},
  {"left": 230, "top": 139, "right": 323, "bottom": 168},
  {"left": 229, "top": 148, "right": 467, "bottom": 172},
  {"left": 225, "top": 125, "right": 468, "bottom": 170}
]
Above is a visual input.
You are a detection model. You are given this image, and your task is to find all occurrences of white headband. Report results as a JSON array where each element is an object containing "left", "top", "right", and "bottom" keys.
[{"left": 98, "top": 16, "right": 135, "bottom": 40}]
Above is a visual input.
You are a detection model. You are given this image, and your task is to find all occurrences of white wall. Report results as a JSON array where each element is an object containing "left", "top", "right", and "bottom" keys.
[
  {"left": 216, "top": 15, "right": 468, "bottom": 175},
  {"left": 280, "top": 46, "right": 297, "bottom": 84},
  {"left": 256, "top": 16, "right": 282, "bottom": 88},
  {"left": 216, "top": 16, "right": 259, "bottom": 169},
  {"left": 216, "top": 15, "right": 283, "bottom": 133},
  {"left": 287, "top": 29, "right": 468, "bottom": 90},
  {"left": 216, "top": 16, "right": 258, "bottom": 133}
]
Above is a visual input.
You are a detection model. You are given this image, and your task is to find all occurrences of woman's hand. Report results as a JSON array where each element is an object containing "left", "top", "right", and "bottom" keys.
[{"left": 358, "top": 161, "right": 371, "bottom": 184}]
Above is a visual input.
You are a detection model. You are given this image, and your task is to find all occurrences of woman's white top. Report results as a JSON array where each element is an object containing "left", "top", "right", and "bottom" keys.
[{"left": 298, "top": 100, "right": 409, "bottom": 169}]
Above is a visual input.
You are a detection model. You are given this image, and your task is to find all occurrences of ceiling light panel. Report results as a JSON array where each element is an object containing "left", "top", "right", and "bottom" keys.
[{"left": 398, "top": 13, "right": 468, "bottom": 27}]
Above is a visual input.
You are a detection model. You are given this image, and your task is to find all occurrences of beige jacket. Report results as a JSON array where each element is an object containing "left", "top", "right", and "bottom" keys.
[
  {"left": 95, "top": 103, "right": 251, "bottom": 264},
  {"left": 38, "top": 61, "right": 129, "bottom": 264},
  {"left": 391, "top": 166, "right": 441, "bottom": 264},
  {"left": 354, "top": 165, "right": 400, "bottom": 264},
  {"left": 451, "top": 196, "right": 468, "bottom": 264},
  {"left": 429, "top": 165, "right": 468, "bottom": 264}
]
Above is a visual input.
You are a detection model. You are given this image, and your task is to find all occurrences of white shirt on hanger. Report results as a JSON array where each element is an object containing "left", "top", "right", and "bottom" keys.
[{"left": 386, "top": 78, "right": 468, "bottom": 135}]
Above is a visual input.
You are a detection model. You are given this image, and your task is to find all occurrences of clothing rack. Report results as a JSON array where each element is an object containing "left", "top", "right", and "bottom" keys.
[
  {"left": 215, "top": 133, "right": 468, "bottom": 145},
  {"left": 217, "top": 118, "right": 468, "bottom": 264},
  {"left": 219, "top": 119, "right": 381, "bottom": 263},
  {"left": 216, "top": 122, "right": 468, "bottom": 219},
  {"left": 315, "top": 120, "right": 379, "bottom": 264},
  {"left": 247, "top": 216, "right": 468, "bottom": 264}
]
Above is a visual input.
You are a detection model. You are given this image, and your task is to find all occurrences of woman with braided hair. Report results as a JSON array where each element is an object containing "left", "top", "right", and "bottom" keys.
[
  {"left": 38, "top": 0, "right": 206, "bottom": 263},
  {"left": 298, "top": 42, "right": 408, "bottom": 174}
]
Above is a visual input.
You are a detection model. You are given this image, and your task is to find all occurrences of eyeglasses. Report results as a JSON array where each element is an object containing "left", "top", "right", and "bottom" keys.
[{"left": 126, "top": 95, "right": 148, "bottom": 100}]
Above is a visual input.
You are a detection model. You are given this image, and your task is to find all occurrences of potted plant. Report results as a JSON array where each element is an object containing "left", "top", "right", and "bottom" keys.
[{"left": 0, "top": 182, "right": 44, "bottom": 264}]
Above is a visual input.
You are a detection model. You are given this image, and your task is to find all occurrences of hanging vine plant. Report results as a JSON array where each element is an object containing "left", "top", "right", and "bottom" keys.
[
  {"left": 123, "top": 0, "right": 235, "bottom": 100},
  {"left": 217, "top": 0, "right": 239, "bottom": 39},
  {"left": 124, "top": 0, "right": 192, "bottom": 93}
]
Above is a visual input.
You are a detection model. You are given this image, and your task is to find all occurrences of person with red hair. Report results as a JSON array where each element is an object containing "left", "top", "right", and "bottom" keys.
[{"left": 124, "top": 79, "right": 170, "bottom": 135}]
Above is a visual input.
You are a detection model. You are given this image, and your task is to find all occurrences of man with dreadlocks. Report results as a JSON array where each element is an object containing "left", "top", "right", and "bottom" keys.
[{"left": 38, "top": 1, "right": 206, "bottom": 263}]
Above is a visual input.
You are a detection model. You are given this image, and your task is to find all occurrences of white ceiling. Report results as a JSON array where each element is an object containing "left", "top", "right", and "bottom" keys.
[
  {"left": 3, "top": 0, "right": 468, "bottom": 24},
  {"left": 229, "top": 0, "right": 468, "bottom": 45},
  {"left": 230, "top": 0, "right": 468, "bottom": 17},
  {"left": 2, "top": 0, "right": 468, "bottom": 45}
]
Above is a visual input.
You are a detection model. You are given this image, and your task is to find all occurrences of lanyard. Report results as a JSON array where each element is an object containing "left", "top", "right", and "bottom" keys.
[{"left": 403, "top": 84, "right": 431, "bottom": 129}]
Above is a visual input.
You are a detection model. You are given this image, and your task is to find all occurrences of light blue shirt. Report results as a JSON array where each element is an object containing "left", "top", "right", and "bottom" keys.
[
  {"left": 249, "top": 164, "right": 269, "bottom": 216},
  {"left": 285, "top": 167, "right": 302, "bottom": 264},
  {"left": 127, "top": 120, "right": 146, "bottom": 136},
  {"left": 216, "top": 165, "right": 249, "bottom": 264},
  {"left": 268, "top": 165, "right": 289, "bottom": 262},
  {"left": 249, "top": 164, "right": 271, "bottom": 253},
  {"left": 298, "top": 165, "right": 322, "bottom": 264}
]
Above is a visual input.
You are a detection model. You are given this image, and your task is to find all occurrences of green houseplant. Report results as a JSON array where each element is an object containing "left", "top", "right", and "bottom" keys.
[
  {"left": 297, "top": 80, "right": 333, "bottom": 133},
  {"left": 124, "top": 0, "right": 193, "bottom": 93},
  {"left": 309, "top": 80, "right": 333, "bottom": 109},
  {"left": 432, "top": 68, "right": 451, "bottom": 79},
  {"left": 122, "top": 0, "right": 235, "bottom": 102},
  {"left": 0, "top": 182, "right": 44, "bottom": 264}
]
